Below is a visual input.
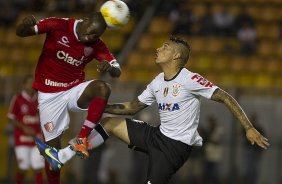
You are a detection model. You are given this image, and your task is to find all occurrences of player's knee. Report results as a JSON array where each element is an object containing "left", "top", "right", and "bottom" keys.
[{"left": 92, "top": 80, "right": 111, "bottom": 98}]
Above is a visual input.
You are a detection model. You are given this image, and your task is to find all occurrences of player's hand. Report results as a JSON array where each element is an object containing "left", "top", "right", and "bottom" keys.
[
  {"left": 22, "top": 15, "right": 37, "bottom": 26},
  {"left": 97, "top": 61, "right": 112, "bottom": 73},
  {"left": 246, "top": 127, "right": 270, "bottom": 149},
  {"left": 23, "top": 127, "right": 37, "bottom": 137}
]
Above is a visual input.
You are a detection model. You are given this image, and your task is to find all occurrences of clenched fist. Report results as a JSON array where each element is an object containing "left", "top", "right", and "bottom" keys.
[
  {"left": 97, "top": 60, "right": 112, "bottom": 73},
  {"left": 22, "top": 15, "right": 37, "bottom": 26}
]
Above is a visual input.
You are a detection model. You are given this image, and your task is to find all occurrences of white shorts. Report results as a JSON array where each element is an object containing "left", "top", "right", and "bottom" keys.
[
  {"left": 38, "top": 80, "right": 93, "bottom": 141},
  {"left": 15, "top": 146, "right": 45, "bottom": 170}
]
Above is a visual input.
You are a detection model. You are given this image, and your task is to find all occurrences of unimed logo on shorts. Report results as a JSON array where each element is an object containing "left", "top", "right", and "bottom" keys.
[{"left": 44, "top": 122, "right": 54, "bottom": 133}]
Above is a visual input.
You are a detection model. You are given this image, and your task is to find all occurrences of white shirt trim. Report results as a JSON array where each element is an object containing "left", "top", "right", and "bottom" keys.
[
  {"left": 34, "top": 25, "right": 38, "bottom": 34},
  {"left": 73, "top": 20, "right": 83, "bottom": 41},
  {"left": 21, "top": 91, "right": 36, "bottom": 102}
]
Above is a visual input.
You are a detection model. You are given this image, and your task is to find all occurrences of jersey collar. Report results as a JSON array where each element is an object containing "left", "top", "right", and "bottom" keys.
[
  {"left": 22, "top": 91, "right": 37, "bottom": 102},
  {"left": 164, "top": 67, "right": 184, "bottom": 81},
  {"left": 73, "top": 19, "right": 83, "bottom": 41}
]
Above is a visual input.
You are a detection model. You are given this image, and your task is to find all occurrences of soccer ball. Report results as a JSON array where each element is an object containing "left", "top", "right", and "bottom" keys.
[{"left": 100, "top": 0, "right": 130, "bottom": 29}]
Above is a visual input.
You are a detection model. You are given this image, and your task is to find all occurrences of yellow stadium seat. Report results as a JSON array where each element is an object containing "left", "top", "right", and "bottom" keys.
[
  {"left": 148, "top": 17, "right": 174, "bottom": 34},
  {"left": 213, "top": 55, "right": 230, "bottom": 72},
  {"left": 254, "top": 73, "right": 274, "bottom": 88},
  {"left": 143, "top": 52, "right": 157, "bottom": 68},
  {"left": 247, "top": 57, "right": 265, "bottom": 73},
  {"left": 257, "top": 41, "right": 275, "bottom": 56},
  {"left": 5, "top": 28, "right": 21, "bottom": 45},
  {"left": 205, "top": 38, "right": 224, "bottom": 53},
  {"left": 230, "top": 56, "right": 248, "bottom": 72},
  {"left": 0, "top": 47, "right": 10, "bottom": 62},
  {"left": 189, "top": 37, "right": 205, "bottom": 53},
  {"left": 154, "top": 34, "right": 168, "bottom": 49},
  {"left": 246, "top": 6, "right": 261, "bottom": 20},
  {"left": 257, "top": 24, "right": 280, "bottom": 40},
  {"left": 192, "top": 4, "right": 206, "bottom": 17},
  {"left": 14, "top": 64, "right": 34, "bottom": 76},
  {"left": 138, "top": 34, "right": 153, "bottom": 50},
  {"left": 205, "top": 72, "right": 219, "bottom": 85},
  {"left": 10, "top": 47, "right": 26, "bottom": 62},
  {"left": 21, "top": 35, "right": 45, "bottom": 47},
  {"left": 27, "top": 48, "right": 41, "bottom": 63},
  {"left": 229, "top": 5, "right": 240, "bottom": 15},
  {"left": 237, "top": 73, "right": 255, "bottom": 87},
  {"left": 266, "top": 59, "right": 281, "bottom": 74},
  {"left": 274, "top": 75, "right": 282, "bottom": 88},
  {"left": 127, "top": 51, "right": 144, "bottom": 68},
  {"left": 192, "top": 55, "right": 213, "bottom": 72},
  {"left": 120, "top": 18, "right": 135, "bottom": 34},
  {"left": 219, "top": 73, "right": 237, "bottom": 87},
  {"left": 259, "top": 7, "right": 280, "bottom": 22},
  {"left": 276, "top": 42, "right": 282, "bottom": 57},
  {"left": 0, "top": 64, "right": 14, "bottom": 76}
]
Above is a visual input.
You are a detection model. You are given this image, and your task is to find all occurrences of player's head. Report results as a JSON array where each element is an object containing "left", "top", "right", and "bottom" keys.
[
  {"left": 155, "top": 36, "right": 190, "bottom": 67},
  {"left": 22, "top": 75, "right": 34, "bottom": 94},
  {"left": 77, "top": 12, "right": 107, "bottom": 43}
]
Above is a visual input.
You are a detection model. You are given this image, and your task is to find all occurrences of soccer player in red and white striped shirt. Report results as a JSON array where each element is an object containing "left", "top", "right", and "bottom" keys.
[
  {"left": 16, "top": 12, "right": 121, "bottom": 184},
  {"left": 8, "top": 75, "right": 44, "bottom": 184}
]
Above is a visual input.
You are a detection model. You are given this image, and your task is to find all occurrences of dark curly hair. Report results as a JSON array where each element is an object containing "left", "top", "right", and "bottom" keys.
[{"left": 170, "top": 36, "right": 190, "bottom": 66}]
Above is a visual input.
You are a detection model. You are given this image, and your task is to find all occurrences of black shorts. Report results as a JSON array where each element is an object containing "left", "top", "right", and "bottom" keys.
[{"left": 126, "top": 118, "right": 192, "bottom": 184}]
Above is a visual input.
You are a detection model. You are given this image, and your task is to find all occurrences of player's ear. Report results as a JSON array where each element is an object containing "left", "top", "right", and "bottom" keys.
[{"left": 173, "top": 52, "right": 181, "bottom": 61}]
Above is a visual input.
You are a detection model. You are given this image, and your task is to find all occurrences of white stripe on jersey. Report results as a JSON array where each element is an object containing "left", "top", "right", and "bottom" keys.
[
  {"left": 34, "top": 25, "right": 38, "bottom": 34},
  {"left": 138, "top": 68, "right": 218, "bottom": 146}
]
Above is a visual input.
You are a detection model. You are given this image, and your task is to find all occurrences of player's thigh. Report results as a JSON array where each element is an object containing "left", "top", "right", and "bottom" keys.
[
  {"left": 38, "top": 91, "right": 70, "bottom": 142},
  {"left": 30, "top": 146, "right": 45, "bottom": 170},
  {"left": 126, "top": 118, "right": 156, "bottom": 151},
  {"left": 146, "top": 148, "right": 174, "bottom": 184},
  {"left": 67, "top": 80, "right": 94, "bottom": 111},
  {"left": 15, "top": 146, "right": 31, "bottom": 170},
  {"left": 101, "top": 117, "right": 130, "bottom": 144}
]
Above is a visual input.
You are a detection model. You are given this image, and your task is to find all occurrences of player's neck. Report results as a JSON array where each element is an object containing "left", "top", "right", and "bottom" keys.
[
  {"left": 161, "top": 64, "right": 182, "bottom": 81},
  {"left": 24, "top": 89, "right": 35, "bottom": 97}
]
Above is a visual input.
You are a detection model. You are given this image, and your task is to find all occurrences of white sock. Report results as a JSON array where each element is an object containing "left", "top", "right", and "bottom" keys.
[
  {"left": 58, "top": 146, "right": 76, "bottom": 164},
  {"left": 87, "top": 124, "right": 109, "bottom": 149}
]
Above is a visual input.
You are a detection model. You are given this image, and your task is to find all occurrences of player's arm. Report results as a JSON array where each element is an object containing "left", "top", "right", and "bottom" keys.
[
  {"left": 97, "top": 60, "right": 121, "bottom": 78},
  {"left": 8, "top": 118, "right": 36, "bottom": 137},
  {"left": 16, "top": 15, "right": 37, "bottom": 37},
  {"left": 105, "top": 99, "right": 148, "bottom": 115},
  {"left": 211, "top": 88, "right": 269, "bottom": 149}
]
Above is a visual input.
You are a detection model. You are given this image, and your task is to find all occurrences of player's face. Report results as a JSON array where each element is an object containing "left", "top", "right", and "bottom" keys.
[
  {"left": 23, "top": 78, "right": 34, "bottom": 93},
  {"left": 155, "top": 41, "right": 176, "bottom": 64},
  {"left": 78, "top": 18, "right": 105, "bottom": 43}
]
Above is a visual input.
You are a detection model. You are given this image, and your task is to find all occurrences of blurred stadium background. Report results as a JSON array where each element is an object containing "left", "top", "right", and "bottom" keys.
[{"left": 0, "top": 0, "right": 281, "bottom": 183}]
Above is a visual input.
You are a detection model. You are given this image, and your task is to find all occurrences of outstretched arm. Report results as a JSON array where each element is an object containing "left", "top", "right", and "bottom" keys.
[
  {"left": 16, "top": 15, "right": 37, "bottom": 37},
  {"left": 97, "top": 60, "right": 121, "bottom": 78},
  {"left": 211, "top": 88, "right": 270, "bottom": 149},
  {"left": 105, "top": 99, "right": 148, "bottom": 115}
]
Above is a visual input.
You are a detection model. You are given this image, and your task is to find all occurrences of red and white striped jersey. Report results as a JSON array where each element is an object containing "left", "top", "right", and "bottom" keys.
[
  {"left": 33, "top": 17, "right": 115, "bottom": 93},
  {"left": 7, "top": 91, "right": 41, "bottom": 146}
]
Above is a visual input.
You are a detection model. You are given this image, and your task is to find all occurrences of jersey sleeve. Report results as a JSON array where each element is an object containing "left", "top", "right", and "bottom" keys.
[
  {"left": 138, "top": 80, "right": 156, "bottom": 106},
  {"left": 185, "top": 73, "right": 219, "bottom": 99},
  {"left": 34, "top": 17, "right": 66, "bottom": 34},
  {"left": 92, "top": 39, "right": 116, "bottom": 62},
  {"left": 7, "top": 96, "right": 18, "bottom": 120}
]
